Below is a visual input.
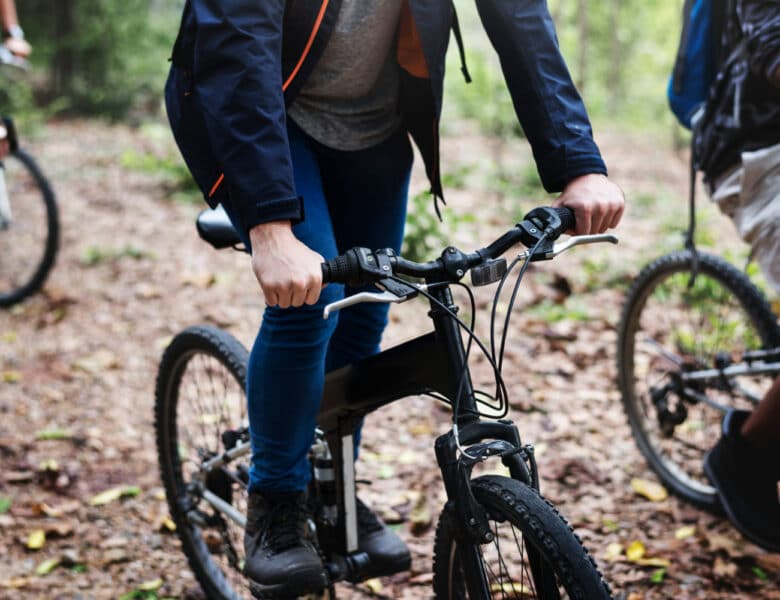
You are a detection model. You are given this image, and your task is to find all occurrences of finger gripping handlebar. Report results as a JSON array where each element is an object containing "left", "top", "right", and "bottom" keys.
[{"left": 552, "top": 207, "right": 576, "bottom": 232}]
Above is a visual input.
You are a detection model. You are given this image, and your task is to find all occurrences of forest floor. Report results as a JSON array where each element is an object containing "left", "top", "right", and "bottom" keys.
[{"left": 1, "top": 119, "right": 779, "bottom": 600}]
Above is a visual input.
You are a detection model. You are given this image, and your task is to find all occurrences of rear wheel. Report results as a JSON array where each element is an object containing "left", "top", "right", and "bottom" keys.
[
  {"left": 617, "top": 251, "right": 780, "bottom": 509},
  {"left": 433, "top": 475, "right": 611, "bottom": 599},
  {"left": 0, "top": 149, "right": 58, "bottom": 306},
  {"left": 155, "top": 325, "right": 251, "bottom": 599}
]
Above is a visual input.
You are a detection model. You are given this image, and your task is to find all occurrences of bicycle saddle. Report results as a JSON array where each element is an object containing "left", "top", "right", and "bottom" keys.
[{"left": 196, "top": 205, "right": 242, "bottom": 250}]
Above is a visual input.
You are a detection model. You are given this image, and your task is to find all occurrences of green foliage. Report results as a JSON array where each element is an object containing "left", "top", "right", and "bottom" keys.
[
  {"left": 19, "top": 0, "right": 181, "bottom": 118},
  {"left": 402, "top": 191, "right": 475, "bottom": 264},
  {"left": 81, "top": 244, "right": 156, "bottom": 266},
  {"left": 444, "top": 51, "right": 522, "bottom": 138}
]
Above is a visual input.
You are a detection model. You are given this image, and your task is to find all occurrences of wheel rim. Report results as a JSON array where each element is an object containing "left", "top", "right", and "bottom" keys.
[
  {"left": 167, "top": 349, "right": 251, "bottom": 599},
  {"left": 449, "top": 513, "right": 569, "bottom": 599},
  {"left": 0, "top": 156, "right": 53, "bottom": 301},
  {"left": 624, "top": 266, "right": 770, "bottom": 498}
]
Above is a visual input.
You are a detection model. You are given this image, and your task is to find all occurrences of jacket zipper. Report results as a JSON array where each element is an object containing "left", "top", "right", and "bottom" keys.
[{"left": 209, "top": 0, "right": 330, "bottom": 199}]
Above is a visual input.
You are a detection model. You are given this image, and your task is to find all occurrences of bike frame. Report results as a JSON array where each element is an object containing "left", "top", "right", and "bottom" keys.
[{"left": 199, "top": 281, "right": 538, "bottom": 592}]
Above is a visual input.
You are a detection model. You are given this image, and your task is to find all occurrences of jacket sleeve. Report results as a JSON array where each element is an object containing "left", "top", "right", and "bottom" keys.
[
  {"left": 474, "top": 0, "right": 606, "bottom": 192},
  {"left": 741, "top": 0, "right": 780, "bottom": 84},
  {"left": 189, "top": 0, "right": 302, "bottom": 237}
]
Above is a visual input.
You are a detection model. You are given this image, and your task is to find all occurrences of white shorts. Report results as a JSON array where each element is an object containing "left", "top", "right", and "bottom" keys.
[{"left": 711, "top": 141, "right": 780, "bottom": 294}]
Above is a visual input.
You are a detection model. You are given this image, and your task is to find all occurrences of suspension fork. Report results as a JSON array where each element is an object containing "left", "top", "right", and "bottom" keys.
[{"left": 435, "top": 420, "right": 536, "bottom": 597}]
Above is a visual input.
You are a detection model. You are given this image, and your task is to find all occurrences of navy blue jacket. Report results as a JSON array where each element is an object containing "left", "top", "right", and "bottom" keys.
[{"left": 165, "top": 0, "right": 607, "bottom": 238}]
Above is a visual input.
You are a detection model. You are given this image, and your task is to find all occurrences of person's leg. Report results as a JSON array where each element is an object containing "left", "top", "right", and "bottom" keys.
[
  {"left": 222, "top": 121, "right": 343, "bottom": 596},
  {"left": 742, "top": 376, "right": 780, "bottom": 450},
  {"left": 318, "top": 126, "right": 413, "bottom": 374},
  {"left": 705, "top": 144, "right": 780, "bottom": 551},
  {"left": 314, "top": 126, "right": 414, "bottom": 578},
  {"left": 242, "top": 121, "right": 345, "bottom": 495}
]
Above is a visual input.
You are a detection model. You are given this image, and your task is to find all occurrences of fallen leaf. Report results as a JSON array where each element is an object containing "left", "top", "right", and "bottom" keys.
[
  {"left": 0, "top": 577, "right": 30, "bottom": 589},
  {"left": 35, "top": 557, "right": 61, "bottom": 575},
  {"left": 72, "top": 350, "right": 120, "bottom": 374},
  {"left": 409, "top": 493, "right": 432, "bottom": 535},
  {"left": 713, "top": 556, "right": 738, "bottom": 578},
  {"left": 159, "top": 515, "right": 176, "bottom": 532},
  {"left": 604, "top": 542, "right": 623, "bottom": 562},
  {"left": 631, "top": 478, "right": 668, "bottom": 502},
  {"left": 35, "top": 429, "right": 71, "bottom": 441},
  {"left": 675, "top": 525, "right": 696, "bottom": 540},
  {"left": 0, "top": 497, "right": 10, "bottom": 514},
  {"left": 26, "top": 529, "right": 45, "bottom": 550},
  {"left": 626, "top": 540, "right": 646, "bottom": 562},
  {"left": 364, "top": 578, "right": 383, "bottom": 594},
  {"left": 650, "top": 568, "right": 666, "bottom": 584},
  {"left": 2, "top": 371, "right": 21, "bottom": 383},
  {"left": 89, "top": 485, "right": 141, "bottom": 506},
  {"left": 490, "top": 582, "right": 532, "bottom": 595},
  {"left": 137, "top": 579, "right": 163, "bottom": 591},
  {"left": 636, "top": 557, "right": 671, "bottom": 568}
]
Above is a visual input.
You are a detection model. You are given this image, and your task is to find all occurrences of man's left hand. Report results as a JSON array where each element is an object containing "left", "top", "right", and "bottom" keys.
[{"left": 552, "top": 173, "right": 624, "bottom": 235}]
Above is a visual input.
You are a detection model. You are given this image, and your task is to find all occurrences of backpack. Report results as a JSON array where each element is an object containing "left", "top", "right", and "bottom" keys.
[{"left": 667, "top": 0, "right": 728, "bottom": 129}]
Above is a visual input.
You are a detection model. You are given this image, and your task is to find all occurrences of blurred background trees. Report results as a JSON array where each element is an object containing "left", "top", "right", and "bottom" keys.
[
  {"left": 6, "top": 0, "right": 682, "bottom": 129},
  {"left": 13, "top": 0, "right": 180, "bottom": 119}
]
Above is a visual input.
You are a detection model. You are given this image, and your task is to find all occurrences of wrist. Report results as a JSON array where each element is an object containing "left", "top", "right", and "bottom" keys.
[
  {"left": 249, "top": 220, "right": 293, "bottom": 248},
  {"left": 3, "top": 24, "right": 24, "bottom": 40}
]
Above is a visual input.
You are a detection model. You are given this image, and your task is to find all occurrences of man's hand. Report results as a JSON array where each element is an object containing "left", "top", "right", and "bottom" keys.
[
  {"left": 249, "top": 221, "right": 324, "bottom": 308},
  {"left": 4, "top": 37, "right": 29, "bottom": 58},
  {"left": 552, "top": 173, "right": 624, "bottom": 235}
]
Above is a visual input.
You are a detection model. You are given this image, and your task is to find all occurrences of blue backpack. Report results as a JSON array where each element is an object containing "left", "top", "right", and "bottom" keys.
[{"left": 668, "top": 0, "right": 728, "bottom": 129}]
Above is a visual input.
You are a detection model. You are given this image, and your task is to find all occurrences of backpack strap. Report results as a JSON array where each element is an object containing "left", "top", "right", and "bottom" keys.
[{"left": 450, "top": 2, "right": 472, "bottom": 84}]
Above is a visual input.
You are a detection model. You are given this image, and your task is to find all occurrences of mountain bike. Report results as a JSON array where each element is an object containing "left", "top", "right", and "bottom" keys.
[
  {"left": 155, "top": 205, "right": 617, "bottom": 599},
  {"left": 0, "top": 46, "right": 59, "bottom": 307},
  {"left": 616, "top": 163, "right": 780, "bottom": 510}
]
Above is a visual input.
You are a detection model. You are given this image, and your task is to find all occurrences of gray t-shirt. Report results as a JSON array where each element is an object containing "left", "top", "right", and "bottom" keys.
[{"left": 287, "top": 0, "right": 405, "bottom": 151}]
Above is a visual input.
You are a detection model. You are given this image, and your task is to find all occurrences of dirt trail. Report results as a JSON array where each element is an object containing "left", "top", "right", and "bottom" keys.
[{"left": 0, "top": 121, "right": 777, "bottom": 599}]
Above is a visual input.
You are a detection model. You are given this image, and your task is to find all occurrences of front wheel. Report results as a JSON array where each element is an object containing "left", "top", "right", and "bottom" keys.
[
  {"left": 617, "top": 251, "right": 780, "bottom": 510},
  {"left": 433, "top": 475, "right": 611, "bottom": 599},
  {"left": 155, "top": 325, "right": 251, "bottom": 600},
  {"left": 0, "top": 149, "right": 59, "bottom": 306}
]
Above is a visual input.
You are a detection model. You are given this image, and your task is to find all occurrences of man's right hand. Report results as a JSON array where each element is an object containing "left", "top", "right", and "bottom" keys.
[
  {"left": 248, "top": 221, "right": 324, "bottom": 308},
  {"left": 4, "top": 37, "right": 30, "bottom": 58}
]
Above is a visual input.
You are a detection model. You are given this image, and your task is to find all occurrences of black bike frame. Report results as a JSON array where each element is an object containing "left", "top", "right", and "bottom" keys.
[{"left": 316, "top": 283, "right": 536, "bottom": 593}]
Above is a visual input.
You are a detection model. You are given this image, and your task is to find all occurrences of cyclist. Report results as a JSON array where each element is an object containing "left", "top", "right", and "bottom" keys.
[
  {"left": 0, "top": 0, "right": 29, "bottom": 162},
  {"left": 166, "top": 1, "right": 624, "bottom": 596},
  {"left": 0, "top": 0, "right": 29, "bottom": 59},
  {"left": 698, "top": 0, "right": 780, "bottom": 553}
]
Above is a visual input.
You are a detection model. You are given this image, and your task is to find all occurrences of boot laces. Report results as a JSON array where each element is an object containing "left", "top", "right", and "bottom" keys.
[{"left": 259, "top": 498, "right": 308, "bottom": 554}]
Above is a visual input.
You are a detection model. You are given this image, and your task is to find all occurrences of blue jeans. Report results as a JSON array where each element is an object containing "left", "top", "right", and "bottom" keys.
[{"left": 223, "top": 121, "right": 412, "bottom": 493}]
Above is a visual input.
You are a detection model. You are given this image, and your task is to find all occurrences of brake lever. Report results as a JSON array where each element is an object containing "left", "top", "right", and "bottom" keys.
[
  {"left": 322, "top": 291, "right": 402, "bottom": 320},
  {"left": 520, "top": 233, "right": 618, "bottom": 261},
  {"left": 322, "top": 281, "right": 426, "bottom": 319}
]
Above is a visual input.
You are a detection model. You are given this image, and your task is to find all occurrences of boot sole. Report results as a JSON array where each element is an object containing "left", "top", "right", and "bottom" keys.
[
  {"left": 704, "top": 450, "right": 780, "bottom": 553},
  {"left": 249, "top": 572, "right": 328, "bottom": 599}
]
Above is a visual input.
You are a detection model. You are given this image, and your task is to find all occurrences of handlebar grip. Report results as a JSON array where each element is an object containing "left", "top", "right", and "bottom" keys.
[
  {"left": 553, "top": 207, "right": 576, "bottom": 232},
  {"left": 321, "top": 251, "right": 360, "bottom": 285}
]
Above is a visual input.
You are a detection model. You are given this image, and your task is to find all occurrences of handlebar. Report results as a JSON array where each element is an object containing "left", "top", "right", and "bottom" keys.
[{"left": 322, "top": 206, "right": 577, "bottom": 287}]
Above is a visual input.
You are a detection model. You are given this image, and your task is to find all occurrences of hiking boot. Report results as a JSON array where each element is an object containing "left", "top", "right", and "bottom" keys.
[
  {"left": 243, "top": 490, "right": 327, "bottom": 598},
  {"left": 703, "top": 409, "right": 780, "bottom": 552},
  {"left": 353, "top": 497, "right": 411, "bottom": 580}
]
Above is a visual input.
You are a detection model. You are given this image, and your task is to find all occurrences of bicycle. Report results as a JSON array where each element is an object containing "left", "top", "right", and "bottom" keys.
[
  {"left": 616, "top": 161, "right": 780, "bottom": 511},
  {"left": 155, "top": 204, "right": 618, "bottom": 599},
  {"left": 0, "top": 46, "right": 59, "bottom": 307}
]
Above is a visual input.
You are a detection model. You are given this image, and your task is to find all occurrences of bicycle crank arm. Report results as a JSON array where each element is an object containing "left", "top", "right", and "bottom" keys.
[{"left": 323, "top": 291, "right": 404, "bottom": 319}]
